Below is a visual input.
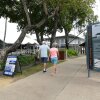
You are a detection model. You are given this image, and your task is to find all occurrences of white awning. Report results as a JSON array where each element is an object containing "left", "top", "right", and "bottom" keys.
[{"left": 22, "top": 34, "right": 38, "bottom": 44}]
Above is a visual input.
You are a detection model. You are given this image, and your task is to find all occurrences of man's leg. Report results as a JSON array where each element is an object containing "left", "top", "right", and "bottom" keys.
[
  {"left": 43, "top": 57, "right": 48, "bottom": 72},
  {"left": 43, "top": 63, "right": 47, "bottom": 72}
]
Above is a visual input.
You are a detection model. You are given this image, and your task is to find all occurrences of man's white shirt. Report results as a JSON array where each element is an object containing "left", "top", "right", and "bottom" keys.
[{"left": 39, "top": 44, "right": 50, "bottom": 57}]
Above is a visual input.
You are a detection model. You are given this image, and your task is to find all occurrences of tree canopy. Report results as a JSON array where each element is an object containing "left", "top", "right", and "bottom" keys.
[
  {"left": 0, "top": 0, "right": 97, "bottom": 60},
  {"left": 0, "top": 0, "right": 97, "bottom": 32}
]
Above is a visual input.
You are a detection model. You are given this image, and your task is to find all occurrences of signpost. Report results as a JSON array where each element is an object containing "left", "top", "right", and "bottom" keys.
[{"left": 3, "top": 55, "right": 22, "bottom": 76}]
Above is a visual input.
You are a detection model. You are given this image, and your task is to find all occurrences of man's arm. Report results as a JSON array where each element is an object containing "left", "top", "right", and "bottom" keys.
[{"left": 57, "top": 49, "right": 59, "bottom": 58}]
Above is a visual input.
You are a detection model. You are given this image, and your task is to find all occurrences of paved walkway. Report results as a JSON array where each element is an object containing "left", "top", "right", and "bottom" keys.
[{"left": 0, "top": 56, "right": 100, "bottom": 100}]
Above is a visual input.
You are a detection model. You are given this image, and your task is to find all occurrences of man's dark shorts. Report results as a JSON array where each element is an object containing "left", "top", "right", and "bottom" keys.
[{"left": 41, "top": 57, "right": 48, "bottom": 63}]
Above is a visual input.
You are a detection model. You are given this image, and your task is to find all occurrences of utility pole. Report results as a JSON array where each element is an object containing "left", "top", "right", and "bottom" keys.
[{"left": 3, "top": 17, "right": 7, "bottom": 49}]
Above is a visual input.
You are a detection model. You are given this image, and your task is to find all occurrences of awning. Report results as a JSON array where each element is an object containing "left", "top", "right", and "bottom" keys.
[
  {"left": 22, "top": 35, "right": 38, "bottom": 44},
  {"left": 79, "top": 42, "right": 85, "bottom": 46}
]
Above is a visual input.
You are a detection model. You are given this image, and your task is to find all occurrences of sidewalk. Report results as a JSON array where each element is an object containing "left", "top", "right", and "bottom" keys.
[{"left": 0, "top": 56, "right": 100, "bottom": 100}]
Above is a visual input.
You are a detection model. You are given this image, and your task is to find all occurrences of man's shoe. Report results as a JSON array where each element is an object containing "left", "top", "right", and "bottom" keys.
[{"left": 43, "top": 70, "right": 47, "bottom": 73}]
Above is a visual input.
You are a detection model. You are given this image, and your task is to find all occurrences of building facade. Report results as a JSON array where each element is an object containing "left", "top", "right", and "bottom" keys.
[{"left": 45, "top": 34, "right": 85, "bottom": 54}]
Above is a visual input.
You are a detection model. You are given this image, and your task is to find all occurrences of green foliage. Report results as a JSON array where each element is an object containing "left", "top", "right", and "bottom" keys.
[
  {"left": 0, "top": 0, "right": 97, "bottom": 44},
  {"left": 0, "top": 0, "right": 96, "bottom": 30},
  {"left": 67, "top": 49, "right": 78, "bottom": 57},
  {"left": 0, "top": 61, "right": 4, "bottom": 70},
  {"left": 0, "top": 54, "right": 35, "bottom": 70},
  {"left": 18, "top": 54, "right": 34, "bottom": 66}
]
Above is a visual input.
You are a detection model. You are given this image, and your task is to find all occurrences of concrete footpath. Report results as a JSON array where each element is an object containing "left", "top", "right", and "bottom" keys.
[{"left": 0, "top": 56, "right": 100, "bottom": 100}]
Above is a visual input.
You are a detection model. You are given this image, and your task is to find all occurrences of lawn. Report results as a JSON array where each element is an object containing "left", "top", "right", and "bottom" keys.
[{"left": 0, "top": 60, "right": 64, "bottom": 83}]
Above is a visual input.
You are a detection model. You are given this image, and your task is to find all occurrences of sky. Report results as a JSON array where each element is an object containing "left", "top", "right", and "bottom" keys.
[
  {"left": 0, "top": 18, "right": 37, "bottom": 43},
  {"left": 93, "top": 0, "right": 100, "bottom": 19},
  {"left": 0, "top": 0, "right": 100, "bottom": 43}
]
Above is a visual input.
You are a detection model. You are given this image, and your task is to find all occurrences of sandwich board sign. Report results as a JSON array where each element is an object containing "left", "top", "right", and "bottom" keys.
[{"left": 3, "top": 55, "right": 17, "bottom": 76}]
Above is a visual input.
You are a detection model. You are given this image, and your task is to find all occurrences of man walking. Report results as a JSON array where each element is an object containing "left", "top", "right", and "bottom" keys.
[{"left": 39, "top": 41, "right": 50, "bottom": 72}]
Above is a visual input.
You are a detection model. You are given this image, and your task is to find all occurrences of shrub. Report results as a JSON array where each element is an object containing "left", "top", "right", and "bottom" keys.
[
  {"left": 17, "top": 54, "right": 34, "bottom": 66},
  {"left": 0, "top": 61, "right": 4, "bottom": 70},
  {"left": 67, "top": 49, "right": 78, "bottom": 57},
  {"left": 0, "top": 54, "right": 35, "bottom": 70}
]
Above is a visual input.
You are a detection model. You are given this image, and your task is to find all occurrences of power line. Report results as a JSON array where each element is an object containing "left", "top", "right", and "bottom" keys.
[{"left": 68, "top": 29, "right": 86, "bottom": 44}]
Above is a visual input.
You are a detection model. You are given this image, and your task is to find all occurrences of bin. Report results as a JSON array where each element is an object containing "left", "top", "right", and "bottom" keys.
[{"left": 58, "top": 48, "right": 66, "bottom": 60}]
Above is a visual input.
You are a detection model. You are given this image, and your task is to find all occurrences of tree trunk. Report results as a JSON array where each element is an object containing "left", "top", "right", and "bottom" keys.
[
  {"left": 0, "top": 26, "right": 30, "bottom": 62},
  {"left": 0, "top": 1, "right": 59, "bottom": 63},
  {"left": 21, "top": 0, "right": 31, "bottom": 25},
  {"left": 50, "top": 30, "right": 56, "bottom": 48},
  {"left": 40, "top": 33, "right": 44, "bottom": 43},
  {"left": 36, "top": 32, "right": 41, "bottom": 45},
  {"left": 64, "top": 28, "right": 69, "bottom": 49},
  {"left": 50, "top": 16, "right": 58, "bottom": 48}
]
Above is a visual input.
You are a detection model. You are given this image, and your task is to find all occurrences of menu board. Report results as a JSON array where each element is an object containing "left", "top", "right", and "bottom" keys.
[{"left": 92, "top": 23, "right": 100, "bottom": 68}]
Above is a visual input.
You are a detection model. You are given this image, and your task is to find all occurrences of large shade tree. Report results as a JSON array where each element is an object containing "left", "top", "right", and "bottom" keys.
[
  {"left": 0, "top": 0, "right": 97, "bottom": 61},
  {"left": 59, "top": 0, "right": 97, "bottom": 48},
  {"left": 33, "top": 0, "right": 97, "bottom": 47},
  {"left": 0, "top": 0, "right": 59, "bottom": 60}
]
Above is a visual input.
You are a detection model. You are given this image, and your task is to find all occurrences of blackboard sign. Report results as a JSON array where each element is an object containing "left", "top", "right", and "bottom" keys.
[{"left": 3, "top": 55, "right": 17, "bottom": 76}]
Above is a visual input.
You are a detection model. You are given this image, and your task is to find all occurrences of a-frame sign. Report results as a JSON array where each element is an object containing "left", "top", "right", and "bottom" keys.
[{"left": 3, "top": 55, "right": 22, "bottom": 76}]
